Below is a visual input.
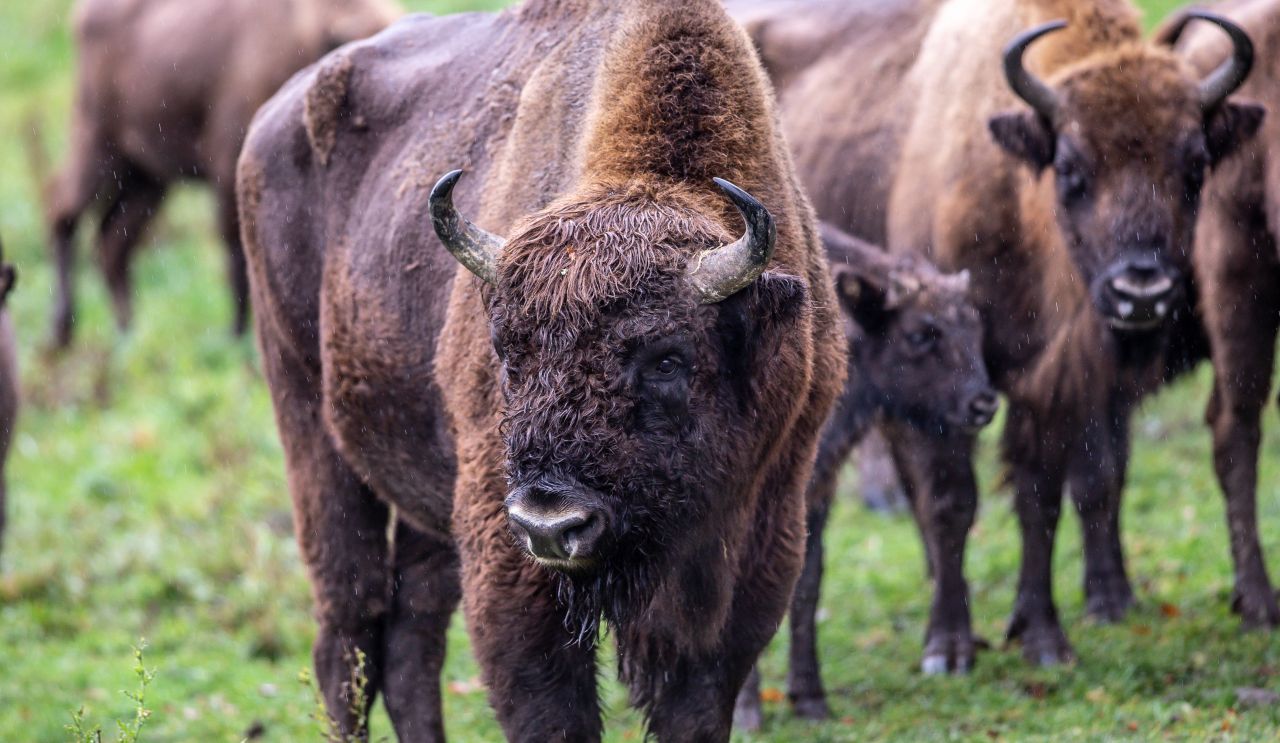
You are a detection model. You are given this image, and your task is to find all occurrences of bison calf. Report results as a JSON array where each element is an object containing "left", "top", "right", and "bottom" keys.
[
  {"left": 736, "top": 222, "right": 995, "bottom": 728},
  {"left": 44, "top": 0, "right": 399, "bottom": 348},
  {"left": 239, "top": 1, "right": 843, "bottom": 739}
]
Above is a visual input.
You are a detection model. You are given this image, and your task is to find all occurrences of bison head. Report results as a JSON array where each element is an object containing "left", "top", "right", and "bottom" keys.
[
  {"left": 988, "top": 13, "right": 1263, "bottom": 333},
  {"left": 431, "top": 171, "right": 809, "bottom": 624},
  {"left": 832, "top": 249, "right": 995, "bottom": 435}
]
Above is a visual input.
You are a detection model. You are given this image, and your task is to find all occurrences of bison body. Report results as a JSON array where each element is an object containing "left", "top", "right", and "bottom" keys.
[
  {"left": 739, "top": 0, "right": 1262, "bottom": 677},
  {"left": 0, "top": 249, "right": 16, "bottom": 561},
  {"left": 1166, "top": 0, "right": 1280, "bottom": 628},
  {"left": 46, "top": 0, "right": 399, "bottom": 347},
  {"left": 239, "top": 1, "right": 843, "bottom": 739}
]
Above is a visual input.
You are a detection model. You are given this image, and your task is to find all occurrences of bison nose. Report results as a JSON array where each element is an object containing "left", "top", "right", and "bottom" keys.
[
  {"left": 506, "top": 503, "right": 605, "bottom": 563},
  {"left": 968, "top": 390, "right": 999, "bottom": 427},
  {"left": 1105, "top": 260, "right": 1178, "bottom": 329}
]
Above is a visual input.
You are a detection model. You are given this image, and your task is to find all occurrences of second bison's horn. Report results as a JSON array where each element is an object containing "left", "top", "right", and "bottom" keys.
[
  {"left": 1003, "top": 20, "right": 1067, "bottom": 125},
  {"left": 688, "top": 178, "right": 777, "bottom": 304},
  {"left": 1185, "top": 11, "right": 1255, "bottom": 112},
  {"left": 430, "top": 170, "right": 505, "bottom": 285}
]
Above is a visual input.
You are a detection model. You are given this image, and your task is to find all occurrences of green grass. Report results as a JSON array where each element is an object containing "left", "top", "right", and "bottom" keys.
[{"left": 1, "top": 0, "right": 1277, "bottom": 740}]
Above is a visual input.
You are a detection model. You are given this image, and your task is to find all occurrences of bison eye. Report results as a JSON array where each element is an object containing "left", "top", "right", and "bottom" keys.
[
  {"left": 1056, "top": 164, "right": 1090, "bottom": 203},
  {"left": 655, "top": 356, "right": 682, "bottom": 377},
  {"left": 905, "top": 325, "right": 940, "bottom": 353}
]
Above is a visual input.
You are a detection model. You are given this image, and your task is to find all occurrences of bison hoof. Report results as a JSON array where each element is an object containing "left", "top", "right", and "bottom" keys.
[
  {"left": 1084, "top": 578, "right": 1134, "bottom": 624},
  {"left": 790, "top": 694, "right": 830, "bottom": 721},
  {"left": 1232, "top": 587, "right": 1280, "bottom": 629},
  {"left": 921, "top": 632, "right": 977, "bottom": 675},
  {"left": 1015, "top": 628, "right": 1075, "bottom": 667}
]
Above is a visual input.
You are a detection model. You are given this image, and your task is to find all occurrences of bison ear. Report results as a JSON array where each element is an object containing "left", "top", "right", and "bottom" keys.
[
  {"left": 1205, "top": 101, "right": 1266, "bottom": 165},
  {"left": 832, "top": 264, "right": 895, "bottom": 335},
  {"left": 714, "top": 271, "right": 809, "bottom": 403},
  {"left": 989, "top": 111, "right": 1055, "bottom": 170}
]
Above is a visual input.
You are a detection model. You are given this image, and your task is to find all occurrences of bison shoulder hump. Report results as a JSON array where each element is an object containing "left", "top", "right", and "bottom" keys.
[{"left": 303, "top": 52, "right": 357, "bottom": 168}]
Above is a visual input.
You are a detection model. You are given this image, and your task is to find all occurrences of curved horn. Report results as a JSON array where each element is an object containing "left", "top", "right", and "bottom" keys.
[
  {"left": 688, "top": 178, "right": 776, "bottom": 304},
  {"left": 1003, "top": 20, "right": 1067, "bottom": 124},
  {"left": 429, "top": 170, "right": 504, "bottom": 285},
  {"left": 1186, "top": 11, "right": 1255, "bottom": 112}
]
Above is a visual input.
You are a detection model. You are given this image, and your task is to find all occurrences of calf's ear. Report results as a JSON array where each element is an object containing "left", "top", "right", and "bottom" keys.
[
  {"left": 832, "top": 264, "right": 894, "bottom": 335},
  {"left": 989, "top": 110, "right": 1055, "bottom": 170},
  {"left": 0, "top": 265, "right": 16, "bottom": 306},
  {"left": 1206, "top": 101, "right": 1265, "bottom": 165},
  {"left": 713, "top": 271, "right": 809, "bottom": 404}
]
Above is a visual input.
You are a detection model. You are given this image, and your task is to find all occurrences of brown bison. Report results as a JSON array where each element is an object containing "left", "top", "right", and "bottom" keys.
[
  {"left": 237, "top": 0, "right": 844, "bottom": 739},
  {"left": 735, "top": 222, "right": 996, "bottom": 728},
  {"left": 1161, "top": 0, "right": 1280, "bottom": 628},
  {"left": 44, "top": 0, "right": 400, "bottom": 348},
  {"left": 0, "top": 240, "right": 16, "bottom": 561},
  {"left": 739, "top": 0, "right": 1262, "bottom": 673}
]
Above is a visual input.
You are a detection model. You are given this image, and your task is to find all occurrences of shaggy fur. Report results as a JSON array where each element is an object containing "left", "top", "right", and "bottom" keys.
[
  {"left": 238, "top": 1, "right": 842, "bottom": 740},
  {"left": 1162, "top": 0, "right": 1280, "bottom": 628},
  {"left": 735, "top": 222, "right": 995, "bottom": 729},
  {"left": 737, "top": 0, "right": 1264, "bottom": 680},
  {"left": 44, "top": 0, "right": 399, "bottom": 348}
]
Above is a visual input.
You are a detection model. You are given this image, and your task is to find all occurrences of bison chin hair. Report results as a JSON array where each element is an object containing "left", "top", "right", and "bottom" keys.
[{"left": 553, "top": 553, "right": 661, "bottom": 648}]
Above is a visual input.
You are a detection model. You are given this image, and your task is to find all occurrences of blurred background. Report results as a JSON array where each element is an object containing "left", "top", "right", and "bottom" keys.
[{"left": 2, "top": 0, "right": 1277, "bottom": 740}]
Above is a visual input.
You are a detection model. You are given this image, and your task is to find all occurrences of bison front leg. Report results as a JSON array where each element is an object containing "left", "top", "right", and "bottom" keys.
[
  {"left": 1003, "top": 403, "right": 1074, "bottom": 666},
  {"left": 259, "top": 333, "right": 392, "bottom": 738},
  {"left": 381, "top": 520, "right": 460, "bottom": 742},
  {"left": 215, "top": 186, "right": 252, "bottom": 338},
  {"left": 886, "top": 424, "right": 980, "bottom": 675},
  {"left": 1067, "top": 413, "right": 1134, "bottom": 623},
  {"left": 1200, "top": 214, "right": 1280, "bottom": 628},
  {"left": 96, "top": 172, "right": 167, "bottom": 334},
  {"left": 459, "top": 507, "right": 603, "bottom": 742}
]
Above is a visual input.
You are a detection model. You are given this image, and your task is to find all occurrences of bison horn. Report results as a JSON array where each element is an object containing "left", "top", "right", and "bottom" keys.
[
  {"left": 1003, "top": 20, "right": 1067, "bottom": 125},
  {"left": 688, "top": 178, "right": 777, "bottom": 304},
  {"left": 1184, "top": 11, "right": 1255, "bottom": 113},
  {"left": 430, "top": 170, "right": 505, "bottom": 285}
]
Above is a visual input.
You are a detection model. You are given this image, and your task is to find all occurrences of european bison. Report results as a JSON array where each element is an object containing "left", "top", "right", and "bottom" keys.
[
  {"left": 0, "top": 240, "right": 16, "bottom": 561},
  {"left": 735, "top": 222, "right": 997, "bottom": 728},
  {"left": 238, "top": 1, "right": 844, "bottom": 739},
  {"left": 1162, "top": 0, "right": 1280, "bottom": 627},
  {"left": 743, "top": 0, "right": 1262, "bottom": 672},
  {"left": 45, "top": 0, "right": 400, "bottom": 348}
]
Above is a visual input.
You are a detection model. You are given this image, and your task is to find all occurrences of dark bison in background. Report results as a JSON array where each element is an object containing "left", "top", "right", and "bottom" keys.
[
  {"left": 739, "top": 0, "right": 1262, "bottom": 675},
  {"left": 735, "top": 222, "right": 997, "bottom": 729},
  {"left": 238, "top": 0, "right": 844, "bottom": 739},
  {"left": 1161, "top": 0, "right": 1280, "bottom": 628},
  {"left": 0, "top": 240, "right": 16, "bottom": 561},
  {"left": 42, "top": 0, "right": 400, "bottom": 348}
]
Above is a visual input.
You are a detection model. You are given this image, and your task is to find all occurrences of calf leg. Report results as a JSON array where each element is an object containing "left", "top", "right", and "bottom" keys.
[
  {"left": 1200, "top": 223, "right": 1280, "bottom": 628},
  {"left": 887, "top": 424, "right": 979, "bottom": 675},
  {"left": 1003, "top": 403, "right": 1073, "bottom": 666},
  {"left": 382, "top": 520, "right": 460, "bottom": 743},
  {"left": 785, "top": 480, "right": 834, "bottom": 719},
  {"left": 1068, "top": 413, "right": 1134, "bottom": 623},
  {"left": 215, "top": 186, "right": 251, "bottom": 337},
  {"left": 259, "top": 333, "right": 391, "bottom": 738},
  {"left": 46, "top": 129, "right": 104, "bottom": 349},
  {"left": 97, "top": 172, "right": 167, "bottom": 333}
]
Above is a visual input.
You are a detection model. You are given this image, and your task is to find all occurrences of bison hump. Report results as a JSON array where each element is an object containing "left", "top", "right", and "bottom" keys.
[{"left": 304, "top": 52, "right": 356, "bottom": 167}]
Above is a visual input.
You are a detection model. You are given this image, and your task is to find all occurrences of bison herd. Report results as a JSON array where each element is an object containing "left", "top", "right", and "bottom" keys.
[{"left": 6, "top": 0, "right": 1280, "bottom": 740}]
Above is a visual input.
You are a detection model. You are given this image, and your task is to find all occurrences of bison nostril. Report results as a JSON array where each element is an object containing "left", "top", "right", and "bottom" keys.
[{"left": 969, "top": 391, "right": 999, "bottom": 422}]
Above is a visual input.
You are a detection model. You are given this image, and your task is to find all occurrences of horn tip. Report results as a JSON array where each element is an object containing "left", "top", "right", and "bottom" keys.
[{"left": 431, "top": 169, "right": 465, "bottom": 199}]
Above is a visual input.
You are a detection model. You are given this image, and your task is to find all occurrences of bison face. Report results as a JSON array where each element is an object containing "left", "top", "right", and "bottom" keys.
[
  {"left": 432, "top": 175, "right": 808, "bottom": 592},
  {"left": 835, "top": 260, "right": 995, "bottom": 434},
  {"left": 988, "top": 16, "right": 1264, "bottom": 334}
]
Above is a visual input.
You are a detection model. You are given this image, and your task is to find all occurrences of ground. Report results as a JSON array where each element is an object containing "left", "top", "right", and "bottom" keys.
[{"left": 1, "top": 0, "right": 1277, "bottom": 740}]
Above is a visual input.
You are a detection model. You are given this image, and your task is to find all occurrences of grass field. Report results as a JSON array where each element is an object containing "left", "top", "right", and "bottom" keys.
[{"left": 2, "top": 0, "right": 1278, "bottom": 740}]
